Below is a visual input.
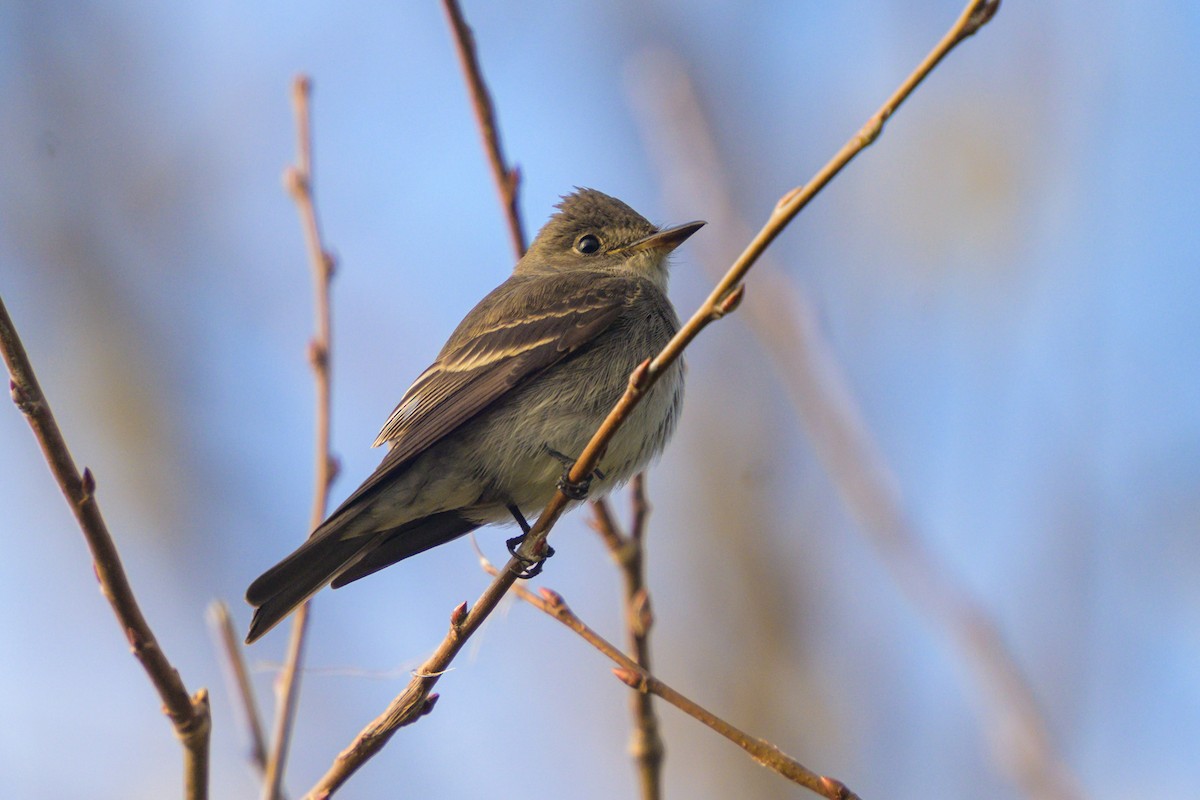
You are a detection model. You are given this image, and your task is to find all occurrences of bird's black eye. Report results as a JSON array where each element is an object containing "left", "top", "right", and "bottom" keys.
[{"left": 574, "top": 233, "right": 602, "bottom": 255}]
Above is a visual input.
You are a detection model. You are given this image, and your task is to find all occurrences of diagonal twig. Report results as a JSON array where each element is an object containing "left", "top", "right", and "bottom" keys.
[
  {"left": 0, "top": 296, "right": 211, "bottom": 800},
  {"left": 262, "top": 74, "right": 341, "bottom": 800},
  {"left": 208, "top": 601, "right": 270, "bottom": 777},
  {"left": 302, "top": 2, "right": 1000, "bottom": 796},
  {"left": 441, "top": 0, "right": 525, "bottom": 260},
  {"left": 479, "top": 558, "right": 860, "bottom": 800}
]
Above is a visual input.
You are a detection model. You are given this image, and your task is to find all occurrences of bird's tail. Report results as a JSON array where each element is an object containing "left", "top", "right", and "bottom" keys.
[
  {"left": 244, "top": 510, "right": 479, "bottom": 644},
  {"left": 244, "top": 531, "right": 370, "bottom": 644}
]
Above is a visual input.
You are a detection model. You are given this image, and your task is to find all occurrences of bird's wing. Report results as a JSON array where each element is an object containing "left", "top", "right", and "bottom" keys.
[{"left": 324, "top": 272, "right": 636, "bottom": 523}]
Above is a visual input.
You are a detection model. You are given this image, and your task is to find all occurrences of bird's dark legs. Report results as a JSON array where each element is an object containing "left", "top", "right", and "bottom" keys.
[
  {"left": 543, "top": 445, "right": 605, "bottom": 501},
  {"left": 502, "top": 448, "right": 602, "bottom": 579},
  {"left": 505, "top": 503, "right": 554, "bottom": 579}
]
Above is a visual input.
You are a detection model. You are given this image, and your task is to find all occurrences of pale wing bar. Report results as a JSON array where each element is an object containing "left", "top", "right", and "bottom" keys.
[{"left": 321, "top": 277, "right": 637, "bottom": 530}]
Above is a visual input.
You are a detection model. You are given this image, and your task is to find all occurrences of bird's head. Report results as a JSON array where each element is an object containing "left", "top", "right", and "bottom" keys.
[{"left": 517, "top": 188, "right": 704, "bottom": 290}]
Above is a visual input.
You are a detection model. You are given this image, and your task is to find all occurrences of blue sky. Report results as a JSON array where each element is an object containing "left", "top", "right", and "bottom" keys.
[{"left": 2, "top": 2, "right": 1198, "bottom": 799}]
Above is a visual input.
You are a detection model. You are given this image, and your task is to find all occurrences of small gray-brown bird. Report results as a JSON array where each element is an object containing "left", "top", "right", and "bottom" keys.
[{"left": 245, "top": 189, "right": 703, "bottom": 643}]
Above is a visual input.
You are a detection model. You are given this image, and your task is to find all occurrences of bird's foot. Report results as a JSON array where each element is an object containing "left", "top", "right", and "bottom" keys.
[
  {"left": 505, "top": 503, "right": 554, "bottom": 579},
  {"left": 506, "top": 533, "right": 555, "bottom": 579},
  {"left": 543, "top": 446, "right": 605, "bottom": 501}
]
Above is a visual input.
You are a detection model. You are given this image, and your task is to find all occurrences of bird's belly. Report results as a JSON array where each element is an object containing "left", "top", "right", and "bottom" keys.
[{"left": 458, "top": 358, "right": 684, "bottom": 518}]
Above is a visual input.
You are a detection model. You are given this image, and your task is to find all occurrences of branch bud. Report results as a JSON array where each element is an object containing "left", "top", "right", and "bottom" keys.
[
  {"left": 449, "top": 601, "right": 469, "bottom": 631},
  {"left": 627, "top": 359, "right": 651, "bottom": 396},
  {"left": 712, "top": 284, "right": 745, "bottom": 319},
  {"left": 612, "top": 667, "right": 648, "bottom": 692},
  {"left": 80, "top": 468, "right": 96, "bottom": 502},
  {"left": 537, "top": 587, "right": 566, "bottom": 610},
  {"left": 283, "top": 166, "right": 306, "bottom": 197}
]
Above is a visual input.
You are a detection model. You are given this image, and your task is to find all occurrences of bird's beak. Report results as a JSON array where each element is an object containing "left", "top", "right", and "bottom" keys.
[{"left": 622, "top": 220, "right": 706, "bottom": 254}]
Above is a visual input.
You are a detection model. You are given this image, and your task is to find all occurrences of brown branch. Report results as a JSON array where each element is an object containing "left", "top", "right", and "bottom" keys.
[
  {"left": 480, "top": 560, "right": 859, "bottom": 800},
  {"left": 628, "top": 8, "right": 1078, "bottom": 800},
  {"left": 301, "top": 562, "right": 517, "bottom": 798},
  {"left": 263, "top": 74, "right": 340, "bottom": 800},
  {"left": 589, "top": 497, "right": 624, "bottom": 552},
  {"left": 610, "top": 669, "right": 856, "bottom": 800},
  {"left": 0, "top": 296, "right": 211, "bottom": 799},
  {"left": 589, "top": 477, "right": 663, "bottom": 800},
  {"left": 441, "top": 0, "right": 525, "bottom": 259},
  {"left": 208, "top": 601, "right": 270, "bottom": 776},
  {"left": 302, "top": 2, "right": 999, "bottom": 795}
]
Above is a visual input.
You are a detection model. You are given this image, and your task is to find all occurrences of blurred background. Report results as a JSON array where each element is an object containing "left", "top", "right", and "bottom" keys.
[{"left": 2, "top": 2, "right": 1197, "bottom": 798}]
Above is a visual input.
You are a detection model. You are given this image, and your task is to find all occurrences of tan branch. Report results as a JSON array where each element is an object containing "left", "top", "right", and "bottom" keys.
[
  {"left": 262, "top": 74, "right": 341, "bottom": 800},
  {"left": 481, "top": 560, "right": 859, "bottom": 800},
  {"left": 303, "top": 1, "right": 999, "bottom": 795},
  {"left": 441, "top": 0, "right": 525, "bottom": 259},
  {"left": 0, "top": 296, "right": 211, "bottom": 799}
]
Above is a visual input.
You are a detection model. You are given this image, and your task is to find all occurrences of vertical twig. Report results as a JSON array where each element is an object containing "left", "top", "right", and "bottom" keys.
[
  {"left": 262, "top": 74, "right": 340, "bottom": 800},
  {"left": 623, "top": 478, "right": 661, "bottom": 797},
  {"left": 441, "top": 0, "right": 525, "bottom": 260},
  {"left": 590, "top": 478, "right": 664, "bottom": 800},
  {"left": 208, "top": 601, "right": 270, "bottom": 776},
  {"left": 0, "top": 296, "right": 211, "bottom": 800}
]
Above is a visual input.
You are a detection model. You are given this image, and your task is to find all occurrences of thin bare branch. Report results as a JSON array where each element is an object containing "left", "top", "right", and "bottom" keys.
[
  {"left": 514, "top": 0, "right": 1003, "bottom": 575},
  {"left": 480, "top": 560, "right": 859, "bottom": 800},
  {"left": 301, "top": 562, "right": 518, "bottom": 798},
  {"left": 208, "top": 601, "right": 270, "bottom": 776},
  {"left": 303, "top": 2, "right": 999, "bottom": 795},
  {"left": 262, "top": 73, "right": 340, "bottom": 800},
  {"left": 629, "top": 473, "right": 651, "bottom": 543},
  {"left": 611, "top": 668, "right": 856, "bottom": 800},
  {"left": 0, "top": 296, "right": 211, "bottom": 799},
  {"left": 441, "top": 0, "right": 525, "bottom": 259},
  {"left": 589, "top": 497, "right": 624, "bottom": 552},
  {"left": 589, "top": 478, "right": 663, "bottom": 800}
]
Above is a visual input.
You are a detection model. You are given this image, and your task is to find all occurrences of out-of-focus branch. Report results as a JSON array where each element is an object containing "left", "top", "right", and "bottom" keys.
[
  {"left": 208, "top": 601, "right": 270, "bottom": 777},
  {"left": 629, "top": 7, "right": 1079, "bottom": 800},
  {"left": 0, "top": 296, "right": 211, "bottom": 800},
  {"left": 303, "top": 2, "right": 999, "bottom": 795},
  {"left": 477, "top": 559, "right": 859, "bottom": 800},
  {"left": 590, "top": 478, "right": 663, "bottom": 800},
  {"left": 441, "top": 0, "right": 525, "bottom": 259},
  {"left": 262, "top": 74, "right": 341, "bottom": 800}
]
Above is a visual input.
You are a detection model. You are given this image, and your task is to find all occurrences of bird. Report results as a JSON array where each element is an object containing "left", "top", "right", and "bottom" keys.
[{"left": 244, "top": 188, "right": 704, "bottom": 643}]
